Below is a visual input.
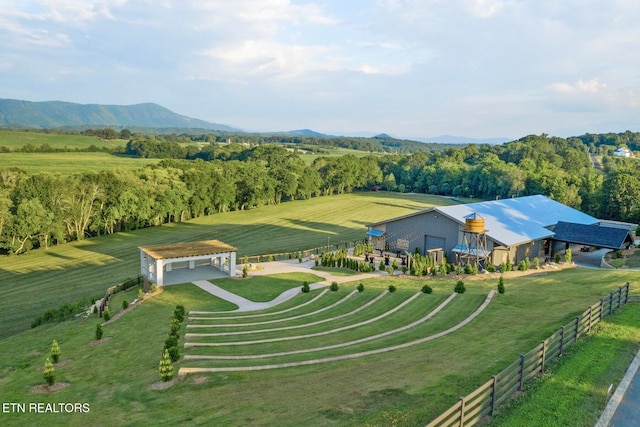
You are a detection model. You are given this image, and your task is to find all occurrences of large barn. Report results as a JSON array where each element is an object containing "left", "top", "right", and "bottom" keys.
[{"left": 366, "top": 195, "right": 634, "bottom": 267}]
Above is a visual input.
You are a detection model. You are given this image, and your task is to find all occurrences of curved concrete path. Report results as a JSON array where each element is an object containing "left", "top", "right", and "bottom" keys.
[
  {"left": 179, "top": 291, "right": 495, "bottom": 374},
  {"left": 190, "top": 259, "right": 382, "bottom": 312}
]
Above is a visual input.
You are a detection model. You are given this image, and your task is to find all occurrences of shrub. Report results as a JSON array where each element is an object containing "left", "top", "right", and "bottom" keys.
[
  {"left": 499, "top": 262, "right": 507, "bottom": 273},
  {"left": 242, "top": 264, "right": 248, "bottom": 278},
  {"left": 159, "top": 349, "right": 174, "bottom": 382},
  {"left": 138, "top": 288, "right": 145, "bottom": 300},
  {"left": 554, "top": 254, "right": 561, "bottom": 263},
  {"left": 454, "top": 280, "right": 466, "bottom": 294},
  {"left": 498, "top": 275, "right": 505, "bottom": 294},
  {"left": 167, "top": 345, "right": 180, "bottom": 362},
  {"left": 165, "top": 335, "right": 178, "bottom": 350},
  {"left": 151, "top": 284, "right": 158, "bottom": 293},
  {"left": 170, "top": 318, "right": 181, "bottom": 336},
  {"left": 392, "top": 259, "right": 399, "bottom": 270},
  {"left": 388, "top": 285, "right": 396, "bottom": 293},
  {"left": 486, "top": 263, "right": 496, "bottom": 273},
  {"left": 616, "top": 250, "right": 623, "bottom": 259},
  {"left": 102, "top": 307, "right": 111, "bottom": 321},
  {"left": 95, "top": 323, "right": 103, "bottom": 340},
  {"left": 174, "top": 305, "right": 185, "bottom": 322},
  {"left": 314, "top": 257, "right": 319, "bottom": 266},
  {"left": 379, "top": 261, "right": 385, "bottom": 271},
  {"left": 43, "top": 358, "right": 55, "bottom": 386},
  {"left": 386, "top": 266, "right": 394, "bottom": 275},
  {"left": 564, "top": 248, "right": 572, "bottom": 263},
  {"left": 401, "top": 265, "right": 408, "bottom": 274},
  {"left": 50, "top": 340, "right": 61, "bottom": 364},
  {"left": 533, "top": 257, "right": 540, "bottom": 269},
  {"left": 122, "top": 300, "right": 129, "bottom": 310},
  {"left": 518, "top": 260, "right": 527, "bottom": 271},
  {"left": 93, "top": 305, "right": 98, "bottom": 314},
  {"left": 298, "top": 255, "right": 303, "bottom": 263},
  {"left": 301, "top": 281, "right": 310, "bottom": 293},
  {"left": 329, "top": 282, "right": 339, "bottom": 291},
  {"left": 357, "top": 283, "right": 364, "bottom": 292},
  {"left": 421, "top": 284, "right": 433, "bottom": 294},
  {"left": 464, "top": 264, "right": 473, "bottom": 274}
]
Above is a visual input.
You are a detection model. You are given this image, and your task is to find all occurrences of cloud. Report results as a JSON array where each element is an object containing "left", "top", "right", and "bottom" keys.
[{"left": 547, "top": 78, "right": 607, "bottom": 95}]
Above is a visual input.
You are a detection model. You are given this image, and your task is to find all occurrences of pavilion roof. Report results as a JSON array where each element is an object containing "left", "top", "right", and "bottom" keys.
[{"left": 139, "top": 240, "right": 237, "bottom": 260}]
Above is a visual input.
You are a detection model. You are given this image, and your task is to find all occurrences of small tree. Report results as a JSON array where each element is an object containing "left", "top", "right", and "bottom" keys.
[
  {"left": 138, "top": 288, "right": 145, "bottom": 300},
  {"left": 388, "top": 285, "right": 396, "bottom": 293},
  {"left": 454, "top": 280, "right": 466, "bottom": 294},
  {"left": 392, "top": 258, "right": 399, "bottom": 270},
  {"left": 533, "top": 257, "right": 540, "bottom": 269},
  {"left": 357, "top": 283, "right": 365, "bottom": 292},
  {"left": 122, "top": 300, "right": 129, "bottom": 310},
  {"left": 401, "top": 265, "right": 408, "bottom": 274},
  {"left": 554, "top": 254, "right": 561, "bottom": 263},
  {"left": 329, "top": 282, "right": 339, "bottom": 291},
  {"left": 50, "top": 340, "right": 61, "bottom": 364},
  {"left": 301, "top": 281, "right": 310, "bottom": 293},
  {"left": 421, "top": 284, "right": 433, "bottom": 294},
  {"left": 95, "top": 323, "right": 103, "bottom": 340},
  {"left": 386, "top": 266, "right": 394, "bottom": 275},
  {"left": 498, "top": 275, "right": 505, "bottom": 294},
  {"left": 379, "top": 260, "right": 385, "bottom": 271},
  {"left": 174, "top": 305, "right": 185, "bottom": 323},
  {"left": 102, "top": 306, "right": 111, "bottom": 321},
  {"left": 564, "top": 248, "right": 572, "bottom": 264},
  {"left": 242, "top": 264, "right": 248, "bottom": 278},
  {"left": 159, "top": 349, "right": 174, "bottom": 382},
  {"left": 43, "top": 358, "right": 55, "bottom": 386}
]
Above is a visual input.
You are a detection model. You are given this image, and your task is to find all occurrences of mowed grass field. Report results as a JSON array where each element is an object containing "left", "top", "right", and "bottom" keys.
[
  {"left": 0, "top": 152, "right": 159, "bottom": 174},
  {"left": 0, "top": 130, "right": 126, "bottom": 150},
  {"left": 0, "top": 192, "right": 452, "bottom": 339},
  {"left": 0, "top": 269, "right": 637, "bottom": 426}
]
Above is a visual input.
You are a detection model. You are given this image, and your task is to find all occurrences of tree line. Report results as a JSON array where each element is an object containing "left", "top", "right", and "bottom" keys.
[{"left": 1, "top": 134, "right": 638, "bottom": 255}]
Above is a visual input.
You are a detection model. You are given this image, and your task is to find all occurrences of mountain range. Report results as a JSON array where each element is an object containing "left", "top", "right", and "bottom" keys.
[
  {"left": 0, "top": 98, "right": 509, "bottom": 144},
  {"left": 0, "top": 98, "right": 240, "bottom": 132}
]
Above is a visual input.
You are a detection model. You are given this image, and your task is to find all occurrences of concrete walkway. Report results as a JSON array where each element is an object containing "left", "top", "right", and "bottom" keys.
[{"left": 191, "top": 258, "right": 383, "bottom": 312}]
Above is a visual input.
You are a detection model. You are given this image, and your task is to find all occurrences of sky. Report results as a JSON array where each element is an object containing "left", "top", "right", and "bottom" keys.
[{"left": 1, "top": 0, "right": 640, "bottom": 140}]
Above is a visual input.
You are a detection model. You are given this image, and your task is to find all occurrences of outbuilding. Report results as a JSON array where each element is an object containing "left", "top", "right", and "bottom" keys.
[
  {"left": 367, "top": 195, "right": 631, "bottom": 267},
  {"left": 139, "top": 240, "right": 237, "bottom": 286}
]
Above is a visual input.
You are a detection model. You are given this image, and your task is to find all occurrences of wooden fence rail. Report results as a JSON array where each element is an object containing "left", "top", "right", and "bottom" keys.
[
  {"left": 238, "top": 239, "right": 368, "bottom": 265},
  {"left": 426, "top": 282, "right": 631, "bottom": 427}
]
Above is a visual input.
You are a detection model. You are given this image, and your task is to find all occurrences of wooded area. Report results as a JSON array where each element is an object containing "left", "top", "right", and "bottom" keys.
[{"left": 1, "top": 132, "right": 639, "bottom": 255}]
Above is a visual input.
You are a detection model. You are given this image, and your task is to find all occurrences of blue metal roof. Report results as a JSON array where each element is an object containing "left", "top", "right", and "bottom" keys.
[
  {"left": 436, "top": 195, "right": 599, "bottom": 247},
  {"left": 366, "top": 229, "right": 385, "bottom": 237}
]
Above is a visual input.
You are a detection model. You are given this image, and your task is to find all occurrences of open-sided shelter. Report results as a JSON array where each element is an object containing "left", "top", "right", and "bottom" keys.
[{"left": 139, "top": 240, "right": 237, "bottom": 286}]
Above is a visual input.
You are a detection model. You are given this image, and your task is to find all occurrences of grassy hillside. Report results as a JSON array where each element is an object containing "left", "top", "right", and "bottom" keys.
[
  {"left": 0, "top": 152, "right": 159, "bottom": 174},
  {"left": 0, "top": 192, "right": 452, "bottom": 339},
  {"left": 0, "top": 269, "right": 636, "bottom": 426},
  {"left": 0, "top": 130, "right": 124, "bottom": 150}
]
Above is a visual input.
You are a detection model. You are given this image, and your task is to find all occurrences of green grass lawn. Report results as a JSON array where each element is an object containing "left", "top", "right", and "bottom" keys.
[
  {"left": 0, "top": 192, "right": 450, "bottom": 340},
  {"left": 0, "top": 269, "right": 636, "bottom": 427},
  {"left": 0, "top": 130, "right": 127, "bottom": 150},
  {"left": 0, "top": 152, "right": 159, "bottom": 174},
  {"left": 489, "top": 304, "right": 640, "bottom": 427},
  {"left": 209, "top": 272, "right": 325, "bottom": 302}
]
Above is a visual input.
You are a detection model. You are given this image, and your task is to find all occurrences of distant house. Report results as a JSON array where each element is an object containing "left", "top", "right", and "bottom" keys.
[
  {"left": 613, "top": 147, "right": 634, "bottom": 158},
  {"left": 366, "top": 195, "right": 634, "bottom": 266}
]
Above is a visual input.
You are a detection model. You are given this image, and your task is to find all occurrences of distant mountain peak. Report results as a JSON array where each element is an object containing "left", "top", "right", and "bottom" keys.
[{"left": 0, "top": 98, "right": 241, "bottom": 132}]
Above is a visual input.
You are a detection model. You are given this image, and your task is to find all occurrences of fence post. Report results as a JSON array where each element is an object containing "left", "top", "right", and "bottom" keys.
[
  {"left": 540, "top": 340, "right": 547, "bottom": 373},
  {"left": 624, "top": 282, "right": 629, "bottom": 304},
  {"left": 617, "top": 287, "right": 622, "bottom": 309},
  {"left": 490, "top": 375, "right": 498, "bottom": 416},
  {"left": 610, "top": 292, "right": 614, "bottom": 315},
  {"left": 458, "top": 397, "right": 465, "bottom": 427},
  {"left": 600, "top": 298, "right": 604, "bottom": 320},
  {"left": 574, "top": 316, "right": 580, "bottom": 343},
  {"left": 587, "top": 306, "right": 592, "bottom": 333},
  {"left": 559, "top": 326, "right": 565, "bottom": 356},
  {"left": 518, "top": 354, "right": 525, "bottom": 391}
]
